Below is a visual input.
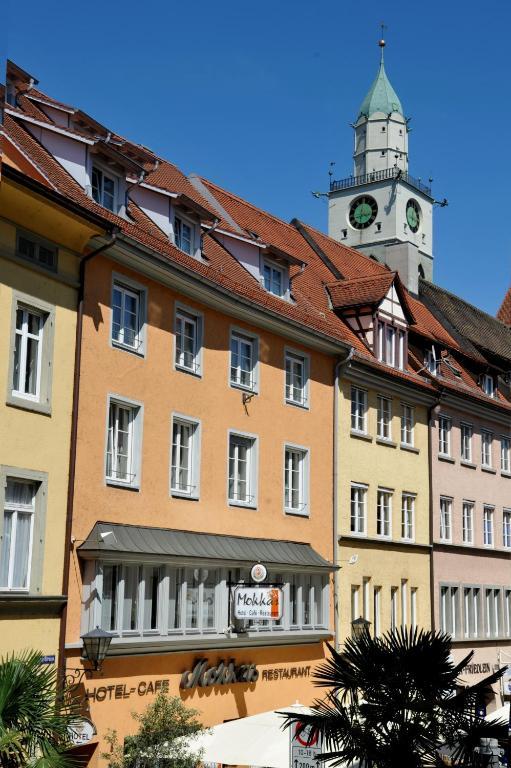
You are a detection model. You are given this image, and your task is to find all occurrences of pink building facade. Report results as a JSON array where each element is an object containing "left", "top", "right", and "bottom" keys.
[{"left": 432, "top": 393, "right": 511, "bottom": 711}]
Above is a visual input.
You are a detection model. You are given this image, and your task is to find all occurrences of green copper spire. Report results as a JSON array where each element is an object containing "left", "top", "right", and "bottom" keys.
[{"left": 358, "top": 40, "right": 403, "bottom": 118}]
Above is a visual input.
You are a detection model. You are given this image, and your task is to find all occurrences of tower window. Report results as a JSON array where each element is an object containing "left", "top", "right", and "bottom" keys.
[
  {"left": 399, "top": 129, "right": 403, "bottom": 135},
  {"left": 381, "top": 126, "right": 386, "bottom": 132},
  {"left": 381, "top": 150, "right": 386, "bottom": 157},
  {"left": 376, "top": 223, "right": 382, "bottom": 232},
  {"left": 341, "top": 229, "right": 347, "bottom": 239}
]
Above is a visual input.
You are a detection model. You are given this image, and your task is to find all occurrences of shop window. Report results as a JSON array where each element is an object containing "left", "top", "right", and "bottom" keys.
[{"left": 91, "top": 563, "right": 329, "bottom": 641}]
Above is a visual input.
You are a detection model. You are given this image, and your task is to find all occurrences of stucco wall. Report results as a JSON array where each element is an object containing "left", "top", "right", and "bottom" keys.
[{"left": 337, "top": 376, "right": 431, "bottom": 640}]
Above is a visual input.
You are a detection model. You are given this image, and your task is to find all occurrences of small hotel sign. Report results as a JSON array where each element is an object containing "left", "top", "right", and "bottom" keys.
[{"left": 234, "top": 586, "right": 283, "bottom": 620}]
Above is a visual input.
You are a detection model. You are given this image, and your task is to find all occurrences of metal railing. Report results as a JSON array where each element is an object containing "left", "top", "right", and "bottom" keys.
[{"left": 330, "top": 167, "right": 432, "bottom": 196}]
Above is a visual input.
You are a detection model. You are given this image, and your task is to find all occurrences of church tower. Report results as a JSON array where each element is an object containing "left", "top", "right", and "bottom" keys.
[{"left": 328, "top": 38, "right": 434, "bottom": 294}]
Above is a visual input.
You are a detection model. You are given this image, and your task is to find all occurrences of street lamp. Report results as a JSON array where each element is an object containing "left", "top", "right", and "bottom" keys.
[
  {"left": 351, "top": 616, "right": 371, "bottom": 640},
  {"left": 81, "top": 626, "right": 114, "bottom": 672}
]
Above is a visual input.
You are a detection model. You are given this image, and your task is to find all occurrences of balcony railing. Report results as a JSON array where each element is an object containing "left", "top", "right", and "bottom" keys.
[{"left": 330, "top": 167, "right": 432, "bottom": 197}]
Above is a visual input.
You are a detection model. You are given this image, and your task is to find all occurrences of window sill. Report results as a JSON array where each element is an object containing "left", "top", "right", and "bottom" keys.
[
  {"left": 284, "top": 508, "right": 310, "bottom": 518},
  {"left": 229, "top": 382, "right": 258, "bottom": 396},
  {"left": 285, "top": 399, "right": 309, "bottom": 411},
  {"left": 481, "top": 466, "right": 496, "bottom": 474},
  {"left": 502, "top": 471, "right": 511, "bottom": 479},
  {"left": 350, "top": 430, "right": 373, "bottom": 443},
  {"left": 111, "top": 340, "right": 145, "bottom": 358},
  {"left": 228, "top": 500, "right": 257, "bottom": 510},
  {"left": 400, "top": 443, "right": 419, "bottom": 454},
  {"left": 171, "top": 491, "right": 199, "bottom": 501},
  {"left": 6, "top": 394, "right": 51, "bottom": 416},
  {"left": 439, "top": 538, "right": 452, "bottom": 545},
  {"left": 349, "top": 531, "right": 367, "bottom": 539},
  {"left": 376, "top": 438, "right": 397, "bottom": 448},
  {"left": 106, "top": 479, "right": 140, "bottom": 491},
  {"left": 460, "top": 460, "right": 477, "bottom": 470},
  {"left": 438, "top": 454, "right": 455, "bottom": 464},
  {"left": 175, "top": 363, "right": 202, "bottom": 379}
]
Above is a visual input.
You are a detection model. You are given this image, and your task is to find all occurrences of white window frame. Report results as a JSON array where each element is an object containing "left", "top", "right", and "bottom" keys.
[
  {"left": 410, "top": 588, "right": 417, "bottom": 630},
  {"left": 350, "top": 483, "right": 367, "bottom": 536},
  {"left": 283, "top": 444, "right": 310, "bottom": 517},
  {"left": 400, "top": 404, "right": 414, "bottom": 447},
  {"left": 170, "top": 414, "right": 201, "bottom": 500},
  {"left": 376, "top": 488, "right": 392, "bottom": 538},
  {"left": 229, "top": 328, "right": 259, "bottom": 393},
  {"left": 91, "top": 164, "right": 118, "bottom": 212},
  {"left": 425, "top": 347, "right": 439, "bottom": 376},
  {"left": 0, "top": 467, "right": 47, "bottom": 595},
  {"left": 174, "top": 304, "right": 203, "bottom": 377},
  {"left": 262, "top": 258, "right": 287, "bottom": 298},
  {"left": 503, "top": 509, "right": 511, "bottom": 549},
  {"left": 377, "top": 396, "right": 392, "bottom": 441},
  {"left": 105, "top": 395, "right": 143, "bottom": 489},
  {"left": 390, "top": 586, "right": 398, "bottom": 632},
  {"left": 483, "top": 506, "right": 494, "bottom": 547},
  {"left": 401, "top": 493, "right": 415, "bottom": 541},
  {"left": 440, "top": 585, "right": 459, "bottom": 638},
  {"left": 376, "top": 318, "right": 407, "bottom": 370},
  {"left": 485, "top": 587, "right": 501, "bottom": 638},
  {"left": 7, "top": 292, "right": 55, "bottom": 416},
  {"left": 481, "top": 430, "right": 493, "bottom": 468},
  {"left": 351, "top": 387, "right": 368, "bottom": 434},
  {"left": 373, "top": 586, "right": 381, "bottom": 636},
  {"left": 227, "top": 431, "right": 258, "bottom": 508},
  {"left": 111, "top": 275, "right": 147, "bottom": 356},
  {"left": 1, "top": 479, "right": 35, "bottom": 592},
  {"left": 174, "top": 213, "right": 195, "bottom": 256},
  {"left": 501, "top": 437, "right": 511, "bottom": 474},
  {"left": 439, "top": 497, "right": 452, "bottom": 542},
  {"left": 481, "top": 374, "right": 495, "bottom": 398},
  {"left": 463, "top": 586, "right": 480, "bottom": 639},
  {"left": 460, "top": 423, "right": 473, "bottom": 463},
  {"left": 462, "top": 501, "right": 474, "bottom": 545},
  {"left": 438, "top": 416, "right": 451, "bottom": 457},
  {"left": 284, "top": 349, "right": 309, "bottom": 409}
]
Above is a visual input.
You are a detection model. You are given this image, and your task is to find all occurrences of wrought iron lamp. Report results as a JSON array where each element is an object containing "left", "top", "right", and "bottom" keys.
[
  {"left": 81, "top": 626, "right": 114, "bottom": 672},
  {"left": 351, "top": 616, "right": 371, "bottom": 640}
]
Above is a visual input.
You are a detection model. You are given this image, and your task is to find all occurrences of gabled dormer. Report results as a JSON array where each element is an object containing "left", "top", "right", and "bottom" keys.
[
  {"left": 326, "top": 271, "right": 415, "bottom": 369},
  {"left": 259, "top": 244, "right": 304, "bottom": 301}
]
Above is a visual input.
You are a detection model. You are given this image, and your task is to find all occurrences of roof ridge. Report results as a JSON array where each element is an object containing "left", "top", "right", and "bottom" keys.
[
  {"left": 328, "top": 271, "right": 395, "bottom": 286},
  {"left": 296, "top": 218, "right": 390, "bottom": 271}
]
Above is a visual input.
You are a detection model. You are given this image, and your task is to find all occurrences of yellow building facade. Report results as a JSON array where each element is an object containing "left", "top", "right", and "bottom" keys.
[
  {"left": 337, "top": 364, "right": 433, "bottom": 643},
  {"left": 0, "top": 160, "right": 105, "bottom": 660}
]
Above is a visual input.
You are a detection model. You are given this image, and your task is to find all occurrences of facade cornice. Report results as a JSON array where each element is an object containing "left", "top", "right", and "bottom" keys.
[
  {"left": 433, "top": 542, "right": 511, "bottom": 559},
  {"left": 339, "top": 535, "right": 431, "bottom": 553},
  {"left": 343, "top": 359, "right": 436, "bottom": 406},
  {"left": 439, "top": 388, "right": 511, "bottom": 428},
  {"left": 0, "top": 595, "right": 67, "bottom": 616}
]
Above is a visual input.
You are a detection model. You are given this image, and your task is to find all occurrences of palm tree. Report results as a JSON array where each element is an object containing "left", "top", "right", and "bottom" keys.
[
  {"left": 283, "top": 628, "right": 508, "bottom": 768},
  {"left": 0, "top": 649, "right": 80, "bottom": 768}
]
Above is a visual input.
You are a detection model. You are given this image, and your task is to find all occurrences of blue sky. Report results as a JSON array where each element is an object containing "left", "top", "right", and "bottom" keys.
[{"left": 5, "top": 0, "right": 510, "bottom": 315}]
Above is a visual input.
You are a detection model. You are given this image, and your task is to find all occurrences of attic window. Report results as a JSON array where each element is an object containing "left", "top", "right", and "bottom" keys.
[
  {"left": 92, "top": 166, "right": 117, "bottom": 212},
  {"left": 425, "top": 348, "right": 439, "bottom": 376},
  {"left": 174, "top": 216, "right": 194, "bottom": 256},
  {"left": 481, "top": 374, "right": 496, "bottom": 398},
  {"left": 376, "top": 319, "right": 406, "bottom": 370},
  {"left": 16, "top": 230, "right": 57, "bottom": 271},
  {"left": 262, "top": 260, "right": 286, "bottom": 297}
]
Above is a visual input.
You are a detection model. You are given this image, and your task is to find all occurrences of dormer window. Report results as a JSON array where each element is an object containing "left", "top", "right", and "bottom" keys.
[
  {"left": 174, "top": 216, "right": 193, "bottom": 255},
  {"left": 263, "top": 260, "right": 286, "bottom": 297},
  {"left": 5, "top": 79, "right": 17, "bottom": 107},
  {"left": 481, "top": 373, "right": 495, "bottom": 398},
  {"left": 92, "top": 166, "right": 117, "bottom": 212},
  {"left": 376, "top": 320, "right": 406, "bottom": 370},
  {"left": 425, "top": 347, "right": 439, "bottom": 376}
]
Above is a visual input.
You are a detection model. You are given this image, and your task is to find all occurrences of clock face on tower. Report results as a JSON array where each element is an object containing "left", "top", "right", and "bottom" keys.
[
  {"left": 349, "top": 195, "right": 378, "bottom": 229},
  {"left": 406, "top": 199, "right": 421, "bottom": 233}
]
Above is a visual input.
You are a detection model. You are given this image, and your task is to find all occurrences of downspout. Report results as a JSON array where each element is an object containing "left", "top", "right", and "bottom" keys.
[
  {"left": 58, "top": 230, "right": 118, "bottom": 687},
  {"left": 428, "top": 387, "right": 445, "bottom": 633},
  {"left": 333, "top": 346, "right": 355, "bottom": 651}
]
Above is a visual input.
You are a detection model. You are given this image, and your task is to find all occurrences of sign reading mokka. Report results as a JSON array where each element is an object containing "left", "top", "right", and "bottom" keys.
[
  {"left": 234, "top": 586, "right": 283, "bottom": 620},
  {"left": 180, "top": 658, "right": 259, "bottom": 689}
]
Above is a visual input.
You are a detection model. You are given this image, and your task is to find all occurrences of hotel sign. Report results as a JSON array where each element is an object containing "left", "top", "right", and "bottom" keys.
[{"left": 233, "top": 586, "right": 283, "bottom": 620}]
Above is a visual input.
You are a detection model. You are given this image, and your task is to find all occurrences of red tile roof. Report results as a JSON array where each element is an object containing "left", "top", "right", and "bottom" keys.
[
  {"left": 3, "top": 72, "right": 510, "bottom": 412},
  {"left": 326, "top": 273, "right": 395, "bottom": 309}
]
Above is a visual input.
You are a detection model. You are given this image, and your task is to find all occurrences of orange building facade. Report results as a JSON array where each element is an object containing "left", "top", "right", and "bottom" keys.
[{"left": 65, "top": 242, "right": 341, "bottom": 760}]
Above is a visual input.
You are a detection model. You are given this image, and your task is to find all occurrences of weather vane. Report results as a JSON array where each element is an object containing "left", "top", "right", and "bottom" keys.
[{"left": 379, "top": 22, "right": 387, "bottom": 49}]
